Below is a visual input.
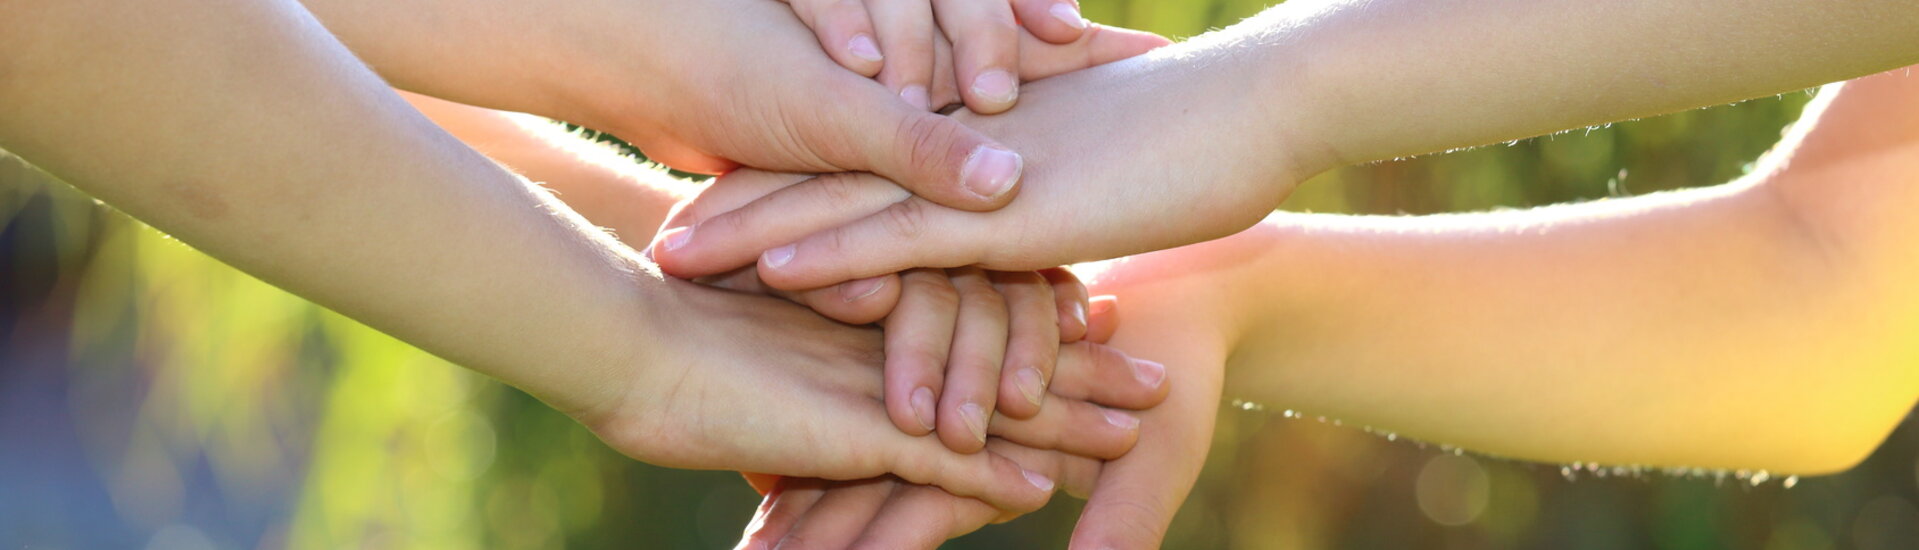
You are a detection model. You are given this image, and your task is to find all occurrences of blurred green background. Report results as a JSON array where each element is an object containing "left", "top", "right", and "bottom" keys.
[{"left": 2, "top": 0, "right": 1916, "bottom": 548}]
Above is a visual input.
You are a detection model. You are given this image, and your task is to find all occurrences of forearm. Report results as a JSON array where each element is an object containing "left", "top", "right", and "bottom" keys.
[
  {"left": 1210, "top": 171, "right": 1913, "bottom": 473},
  {"left": 1167, "top": 0, "right": 1919, "bottom": 178},
  {"left": 402, "top": 93, "right": 694, "bottom": 246},
  {"left": 299, "top": 0, "right": 660, "bottom": 134},
  {"left": 0, "top": 0, "right": 661, "bottom": 414}
]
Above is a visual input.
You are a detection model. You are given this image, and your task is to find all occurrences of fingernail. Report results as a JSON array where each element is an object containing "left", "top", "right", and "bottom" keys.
[
  {"left": 1102, "top": 408, "right": 1140, "bottom": 430},
  {"left": 1089, "top": 295, "right": 1116, "bottom": 318},
  {"left": 840, "top": 276, "right": 886, "bottom": 302},
  {"left": 1022, "top": 468, "right": 1055, "bottom": 492},
  {"left": 960, "top": 402, "right": 989, "bottom": 444},
  {"left": 900, "top": 85, "right": 931, "bottom": 111},
  {"left": 1069, "top": 300, "right": 1087, "bottom": 328},
  {"left": 660, "top": 225, "right": 692, "bottom": 251},
  {"left": 970, "top": 69, "right": 1018, "bottom": 105},
  {"left": 1050, "top": 3, "right": 1088, "bottom": 30},
  {"left": 762, "top": 244, "right": 796, "bottom": 269},
  {"left": 848, "top": 34, "right": 884, "bottom": 63},
  {"left": 1015, "top": 367, "right": 1045, "bottom": 409},
  {"left": 1130, "top": 358, "right": 1165, "bottom": 389},
  {"left": 911, "top": 387, "right": 937, "bottom": 432},
  {"left": 960, "top": 145, "right": 1022, "bottom": 200}
]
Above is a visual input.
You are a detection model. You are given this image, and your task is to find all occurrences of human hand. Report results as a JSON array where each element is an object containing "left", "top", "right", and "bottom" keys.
[
  {"left": 646, "top": 51, "right": 1324, "bottom": 290},
  {"left": 308, "top": 0, "right": 1167, "bottom": 210},
  {"left": 731, "top": 293, "right": 1224, "bottom": 550},
  {"left": 781, "top": 0, "right": 1096, "bottom": 114},
  {"left": 659, "top": 172, "right": 1132, "bottom": 454},
  {"left": 576, "top": 277, "right": 1167, "bottom": 513}
]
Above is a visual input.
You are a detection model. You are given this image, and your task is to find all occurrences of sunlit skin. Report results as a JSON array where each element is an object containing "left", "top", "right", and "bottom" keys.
[
  {"left": 0, "top": 0, "right": 1176, "bottom": 514},
  {"left": 651, "top": 0, "right": 1919, "bottom": 291},
  {"left": 731, "top": 69, "right": 1919, "bottom": 549},
  {"left": 300, "top": 0, "right": 1166, "bottom": 202}
]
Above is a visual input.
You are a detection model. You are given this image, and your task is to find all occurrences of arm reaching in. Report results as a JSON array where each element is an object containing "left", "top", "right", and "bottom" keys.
[
  {"left": 0, "top": 0, "right": 1138, "bottom": 512},
  {"left": 724, "top": 67, "right": 1919, "bottom": 549},
  {"left": 651, "top": 0, "right": 1919, "bottom": 289},
  {"left": 303, "top": 0, "right": 1166, "bottom": 208}
]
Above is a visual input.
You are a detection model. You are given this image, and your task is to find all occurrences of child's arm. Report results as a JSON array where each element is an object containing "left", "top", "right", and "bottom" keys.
[
  {"left": 654, "top": 0, "right": 1919, "bottom": 291},
  {"left": 0, "top": 0, "right": 1116, "bottom": 512},
  {"left": 1201, "top": 69, "right": 1919, "bottom": 476}
]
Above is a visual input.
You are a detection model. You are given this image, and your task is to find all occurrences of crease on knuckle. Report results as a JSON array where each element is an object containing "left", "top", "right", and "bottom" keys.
[
  {"left": 894, "top": 114, "right": 959, "bottom": 180},
  {"left": 878, "top": 200, "right": 929, "bottom": 241}
]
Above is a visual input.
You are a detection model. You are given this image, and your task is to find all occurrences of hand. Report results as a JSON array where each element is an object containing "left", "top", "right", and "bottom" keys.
[
  {"left": 660, "top": 172, "right": 1123, "bottom": 453},
  {"left": 307, "top": 0, "right": 1167, "bottom": 210},
  {"left": 783, "top": 0, "right": 1095, "bottom": 113},
  {"left": 575, "top": 277, "right": 1168, "bottom": 513},
  {"left": 732, "top": 295, "right": 1224, "bottom": 550},
  {"left": 646, "top": 50, "right": 1324, "bottom": 289}
]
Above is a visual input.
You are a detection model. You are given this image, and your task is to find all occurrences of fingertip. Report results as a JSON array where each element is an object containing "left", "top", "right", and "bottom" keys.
[
  {"left": 1016, "top": 0, "right": 1090, "bottom": 44},
  {"left": 959, "top": 143, "right": 1023, "bottom": 204},
  {"left": 965, "top": 68, "right": 1020, "bottom": 114},
  {"left": 997, "top": 365, "right": 1046, "bottom": 419},
  {"left": 1085, "top": 295, "right": 1119, "bottom": 343}
]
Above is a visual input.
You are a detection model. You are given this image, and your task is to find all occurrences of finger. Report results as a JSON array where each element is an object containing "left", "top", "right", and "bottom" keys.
[
  {"left": 742, "top": 472, "right": 785, "bottom": 496},
  {"left": 882, "top": 269, "right": 958, "bottom": 436},
  {"left": 1011, "top": 0, "right": 1087, "bottom": 45},
  {"left": 652, "top": 173, "right": 909, "bottom": 278},
  {"left": 883, "top": 439, "right": 1053, "bottom": 513},
  {"left": 1040, "top": 267, "right": 1090, "bottom": 343},
  {"left": 756, "top": 198, "right": 985, "bottom": 291},
  {"left": 662, "top": 170, "right": 814, "bottom": 230},
  {"left": 988, "top": 398, "right": 1140, "bottom": 460},
  {"left": 1016, "top": 24, "right": 1174, "bottom": 80},
  {"left": 850, "top": 485, "right": 978, "bottom": 549},
  {"left": 991, "top": 439, "right": 1103, "bottom": 500},
  {"left": 787, "top": 0, "right": 886, "bottom": 77},
  {"left": 790, "top": 274, "right": 903, "bottom": 325},
  {"left": 776, "top": 478, "right": 898, "bottom": 549},
  {"left": 926, "top": 31, "right": 962, "bottom": 109},
  {"left": 855, "top": 486, "right": 992, "bottom": 549},
  {"left": 823, "top": 96, "right": 1023, "bottom": 210},
  {"left": 932, "top": 0, "right": 1022, "bottom": 114},
  {"left": 1068, "top": 363, "right": 1222, "bottom": 550},
  {"left": 1048, "top": 342, "right": 1167, "bottom": 410},
  {"left": 867, "top": 0, "right": 938, "bottom": 111},
  {"left": 936, "top": 267, "right": 1009, "bottom": 454},
  {"left": 989, "top": 271, "right": 1058, "bottom": 419},
  {"left": 738, "top": 478, "right": 828, "bottom": 549},
  {"left": 1085, "top": 295, "right": 1118, "bottom": 344}
]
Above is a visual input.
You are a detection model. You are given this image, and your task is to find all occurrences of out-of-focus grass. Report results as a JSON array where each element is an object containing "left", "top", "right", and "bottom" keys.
[{"left": 2, "top": 1, "right": 1916, "bottom": 549}]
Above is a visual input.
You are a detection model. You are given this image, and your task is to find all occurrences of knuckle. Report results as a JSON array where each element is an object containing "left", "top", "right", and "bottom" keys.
[
  {"left": 893, "top": 114, "right": 963, "bottom": 179},
  {"left": 878, "top": 200, "right": 929, "bottom": 241},
  {"left": 813, "top": 172, "right": 866, "bottom": 207}
]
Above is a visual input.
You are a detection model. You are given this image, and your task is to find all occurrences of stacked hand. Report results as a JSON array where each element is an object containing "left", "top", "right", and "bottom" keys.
[{"left": 644, "top": 170, "right": 1228, "bottom": 548}]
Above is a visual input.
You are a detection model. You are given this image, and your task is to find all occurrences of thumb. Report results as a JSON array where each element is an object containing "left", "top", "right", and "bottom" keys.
[{"left": 834, "top": 102, "right": 1025, "bottom": 212}]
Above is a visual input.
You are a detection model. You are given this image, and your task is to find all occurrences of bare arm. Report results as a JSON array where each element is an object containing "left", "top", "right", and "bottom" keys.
[
  {"left": 1207, "top": 69, "right": 1919, "bottom": 474},
  {"left": 656, "top": 0, "right": 1919, "bottom": 291},
  {"left": 0, "top": 0, "right": 653, "bottom": 412},
  {"left": 399, "top": 92, "right": 693, "bottom": 245},
  {"left": 0, "top": 0, "right": 1089, "bottom": 510}
]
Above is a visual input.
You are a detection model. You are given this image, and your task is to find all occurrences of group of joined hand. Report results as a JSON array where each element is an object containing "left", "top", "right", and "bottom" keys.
[{"left": 7, "top": 0, "right": 1919, "bottom": 548}]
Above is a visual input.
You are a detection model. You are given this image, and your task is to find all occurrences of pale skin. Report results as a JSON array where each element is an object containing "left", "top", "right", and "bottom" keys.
[
  {"left": 299, "top": 0, "right": 1165, "bottom": 203},
  {"left": 726, "top": 68, "right": 1919, "bottom": 549},
  {"left": 651, "top": 0, "right": 1919, "bottom": 290},
  {"left": 0, "top": 0, "right": 1182, "bottom": 513}
]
